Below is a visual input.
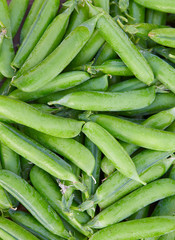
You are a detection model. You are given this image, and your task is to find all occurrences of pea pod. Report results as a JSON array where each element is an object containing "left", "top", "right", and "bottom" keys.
[
  {"left": 30, "top": 166, "right": 93, "bottom": 237},
  {"left": 0, "top": 22, "right": 6, "bottom": 51},
  {"left": 49, "top": 87, "right": 155, "bottom": 111},
  {"left": 94, "top": 42, "right": 116, "bottom": 65},
  {"left": 153, "top": 46, "right": 175, "bottom": 64},
  {"left": 18, "top": 2, "right": 75, "bottom": 77},
  {"left": 90, "top": 114, "right": 175, "bottom": 151},
  {"left": 89, "top": 217, "right": 175, "bottom": 240},
  {"left": 82, "top": 121, "right": 144, "bottom": 184},
  {"left": 12, "top": 0, "right": 60, "bottom": 68},
  {"left": 9, "top": 0, "right": 29, "bottom": 38},
  {"left": 134, "top": 0, "right": 175, "bottom": 14},
  {"left": 129, "top": 206, "right": 150, "bottom": 220},
  {"left": 93, "top": 0, "right": 110, "bottom": 13},
  {"left": 86, "top": 1, "right": 154, "bottom": 85},
  {"left": 0, "top": 0, "right": 15, "bottom": 78},
  {"left": 22, "top": 127, "right": 95, "bottom": 176},
  {"left": 87, "top": 179, "right": 175, "bottom": 228},
  {"left": 149, "top": 28, "right": 175, "bottom": 48},
  {"left": 146, "top": 9, "right": 166, "bottom": 25},
  {"left": 38, "top": 75, "right": 108, "bottom": 104},
  {"left": 12, "top": 16, "right": 99, "bottom": 92},
  {"left": 9, "top": 210, "right": 64, "bottom": 240},
  {"left": 9, "top": 71, "right": 91, "bottom": 102},
  {"left": 128, "top": 0, "right": 145, "bottom": 24},
  {"left": 0, "top": 96, "right": 84, "bottom": 138},
  {"left": 20, "top": 157, "right": 33, "bottom": 181}
]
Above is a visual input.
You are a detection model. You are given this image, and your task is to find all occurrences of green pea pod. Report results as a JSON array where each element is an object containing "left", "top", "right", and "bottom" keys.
[
  {"left": 129, "top": 206, "right": 150, "bottom": 220},
  {"left": 0, "top": 24, "right": 5, "bottom": 51},
  {"left": 154, "top": 46, "right": 175, "bottom": 64},
  {"left": 10, "top": 71, "right": 91, "bottom": 102},
  {"left": 149, "top": 28, "right": 175, "bottom": 48},
  {"left": 13, "top": 16, "right": 99, "bottom": 92},
  {"left": 87, "top": 179, "right": 175, "bottom": 228},
  {"left": 9, "top": 210, "right": 64, "bottom": 240},
  {"left": 0, "top": 217, "right": 39, "bottom": 240},
  {"left": 0, "top": 170, "right": 69, "bottom": 238},
  {"left": 0, "top": 79, "right": 11, "bottom": 96},
  {"left": 93, "top": 0, "right": 110, "bottom": 13},
  {"left": 89, "top": 217, "right": 175, "bottom": 240},
  {"left": 12, "top": 0, "right": 60, "bottom": 68},
  {"left": 128, "top": 0, "right": 145, "bottom": 24},
  {"left": 91, "top": 114, "right": 175, "bottom": 151},
  {"left": 169, "top": 165, "right": 175, "bottom": 180},
  {"left": 18, "top": 2, "right": 75, "bottom": 76},
  {"left": 134, "top": 0, "right": 175, "bottom": 14},
  {"left": 100, "top": 156, "right": 115, "bottom": 176},
  {"left": 146, "top": 9, "right": 166, "bottom": 25},
  {"left": 0, "top": 123, "right": 87, "bottom": 192},
  {"left": 0, "top": 0, "right": 15, "bottom": 78},
  {"left": 20, "top": 157, "right": 33, "bottom": 181},
  {"left": 86, "top": 1, "right": 154, "bottom": 85},
  {"left": 49, "top": 87, "right": 155, "bottom": 111},
  {"left": 22, "top": 127, "right": 95, "bottom": 176},
  {"left": 0, "top": 96, "right": 84, "bottom": 138},
  {"left": 29, "top": 103, "right": 58, "bottom": 114},
  {"left": 20, "top": 0, "right": 43, "bottom": 42},
  {"left": 110, "top": 0, "right": 122, "bottom": 17},
  {"left": 30, "top": 166, "right": 93, "bottom": 237},
  {"left": 79, "top": 149, "right": 172, "bottom": 211},
  {"left": 38, "top": 75, "right": 108, "bottom": 104},
  {"left": 94, "top": 42, "right": 116, "bottom": 65},
  {"left": 82, "top": 122, "right": 144, "bottom": 184},
  {"left": 9, "top": 0, "right": 29, "bottom": 38}
]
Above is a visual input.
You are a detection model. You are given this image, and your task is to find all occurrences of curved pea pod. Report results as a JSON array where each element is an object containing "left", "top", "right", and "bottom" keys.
[
  {"left": 9, "top": 210, "right": 64, "bottom": 240},
  {"left": 90, "top": 114, "right": 175, "bottom": 151},
  {"left": 0, "top": 217, "right": 40, "bottom": 240},
  {"left": 9, "top": 71, "right": 91, "bottom": 102},
  {"left": 154, "top": 46, "right": 175, "bottom": 64},
  {"left": 12, "top": 0, "right": 60, "bottom": 68},
  {"left": 22, "top": 127, "right": 95, "bottom": 176},
  {"left": 101, "top": 156, "right": 115, "bottom": 176},
  {"left": 9, "top": 0, "right": 29, "bottom": 38},
  {"left": 146, "top": 9, "right": 167, "bottom": 25},
  {"left": 89, "top": 216, "right": 175, "bottom": 240},
  {"left": 0, "top": 0, "right": 14, "bottom": 78},
  {"left": 38, "top": 75, "right": 108, "bottom": 104},
  {"left": 128, "top": 0, "right": 145, "bottom": 24},
  {"left": 0, "top": 96, "right": 84, "bottom": 138},
  {"left": 86, "top": 1, "right": 154, "bottom": 85},
  {"left": 94, "top": 42, "right": 116, "bottom": 65},
  {"left": 30, "top": 166, "right": 93, "bottom": 237},
  {"left": 18, "top": 3, "right": 75, "bottom": 77},
  {"left": 149, "top": 28, "right": 175, "bottom": 48},
  {"left": 13, "top": 16, "right": 99, "bottom": 92},
  {"left": 87, "top": 179, "right": 175, "bottom": 228},
  {"left": 82, "top": 121, "right": 144, "bottom": 184},
  {"left": 134, "top": 0, "right": 175, "bottom": 14},
  {"left": 49, "top": 87, "right": 155, "bottom": 111}
]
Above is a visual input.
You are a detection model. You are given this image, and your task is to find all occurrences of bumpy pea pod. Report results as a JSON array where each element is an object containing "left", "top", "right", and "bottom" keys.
[
  {"left": 128, "top": 0, "right": 145, "bottom": 24},
  {"left": 89, "top": 217, "right": 175, "bottom": 240},
  {"left": 9, "top": 210, "right": 64, "bottom": 240},
  {"left": 18, "top": 2, "right": 75, "bottom": 77},
  {"left": 142, "top": 50, "right": 175, "bottom": 94},
  {"left": 82, "top": 121, "right": 144, "bottom": 184},
  {"left": 94, "top": 42, "right": 116, "bottom": 65},
  {"left": 30, "top": 166, "right": 93, "bottom": 237},
  {"left": 9, "top": 71, "right": 91, "bottom": 102},
  {"left": 0, "top": 123, "right": 86, "bottom": 192},
  {"left": 86, "top": 1, "right": 154, "bottom": 85},
  {"left": 12, "top": 0, "right": 60, "bottom": 68},
  {"left": 90, "top": 114, "right": 175, "bottom": 151},
  {"left": 87, "top": 179, "right": 175, "bottom": 228},
  {"left": 154, "top": 46, "right": 175, "bottom": 64},
  {"left": 12, "top": 16, "right": 99, "bottom": 92},
  {"left": 149, "top": 28, "right": 175, "bottom": 48},
  {"left": 0, "top": 217, "right": 39, "bottom": 240},
  {"left": 38, "top": 75, "right": 108, "bottom": 104},
  {"left": 0, "top": 96, "right": 84, "bottom": 138},
  {"left": 146, "top": 9, "right": 166, "bottom": 25},
  {"left": 49, "top": 87, "right": 156, "bottom": 111},
  {"left": 0, "top": 0, "right": 14, "bottom": 78},
  {"left": 0, "top": 170, "right": 69, "bottom": 238},
  {"left": 22, "top": 127, "right": 95, "bottom": 176},
  {"left": 9, "top": 0, "right": 29, "bottom": 38},
  {"left": 134, "top": 0, "right": 175, "bottom": 14},
  {"left": 79, "top": 149, "right": 173, "bottom": 211}
]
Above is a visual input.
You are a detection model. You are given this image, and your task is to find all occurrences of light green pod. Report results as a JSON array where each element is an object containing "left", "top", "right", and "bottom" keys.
[
  {"left": 49, "top": 87, "right": 155, "bottom": 111},
  {"left": 87, "top": 179, "right": 175, "bottom": 228},
  {"left": 9, "top": 0, "right": 29, "bottom": 37},
  {"left": 134, "top": 0, "right": 175, "bottom": 14},
  {"left": 149, "top": 28, "right": 175, "bottom": 48},
  {"left": 128, "top": 0, "right": 145, "bottom": 24},
  {"left": 89, "top": 217, "right": 175, "bottom": 240}
]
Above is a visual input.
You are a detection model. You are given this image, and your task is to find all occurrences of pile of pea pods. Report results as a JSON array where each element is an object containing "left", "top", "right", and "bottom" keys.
[{"left": 1, "top": 0, "right": 175, "bottom": 239}]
